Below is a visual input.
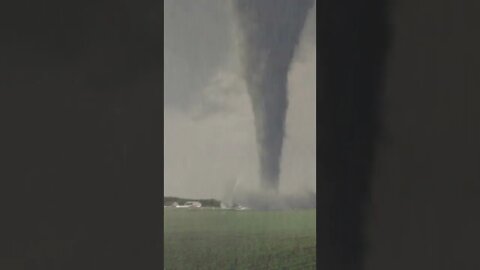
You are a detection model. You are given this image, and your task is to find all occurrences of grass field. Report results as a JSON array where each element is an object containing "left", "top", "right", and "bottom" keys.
[{"left": 164, "top": 208, "right": 316, "bottom": 270}]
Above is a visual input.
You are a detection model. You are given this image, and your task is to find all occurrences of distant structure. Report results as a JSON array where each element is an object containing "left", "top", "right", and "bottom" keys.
[
  {"left": 173, "top": 201, "right": 202, "bottom": 208},
  {"left": 164, "top": 197, "right": 220, "bottom": 208},
  {"left": 184, "top": 201, "right": 202, "bottom": 208},
  {"left": 164, "top": 199, "right": 251, "bottom": 211}
]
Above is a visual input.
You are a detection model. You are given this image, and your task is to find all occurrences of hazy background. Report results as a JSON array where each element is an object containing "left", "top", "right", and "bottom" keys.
[{"left": 164, "top": 0, "right": 316, "bottom": 199}]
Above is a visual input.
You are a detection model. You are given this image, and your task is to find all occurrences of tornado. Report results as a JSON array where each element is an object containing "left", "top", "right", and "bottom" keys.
[{"left": 232, "top": 0, "right": 314, "bottom": 191}]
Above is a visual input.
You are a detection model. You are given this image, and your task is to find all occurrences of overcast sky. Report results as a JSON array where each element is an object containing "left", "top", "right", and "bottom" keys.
[{"left": 164, "top": 0, "right": 316, "bottom": 199}]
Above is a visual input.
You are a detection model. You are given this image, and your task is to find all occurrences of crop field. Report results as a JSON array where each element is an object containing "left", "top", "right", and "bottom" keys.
[{"left": 164, "top": 208, "right": 316, "bottom": 269}]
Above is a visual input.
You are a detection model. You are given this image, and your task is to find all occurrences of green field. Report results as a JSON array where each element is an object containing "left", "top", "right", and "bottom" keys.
[{"left": 164, "top": 208, "right": 316, "bottom": 270}]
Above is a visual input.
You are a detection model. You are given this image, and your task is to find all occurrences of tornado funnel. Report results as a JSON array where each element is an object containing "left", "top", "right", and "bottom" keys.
[{"left": 232, "top": 0, "right": 314, "bottom": 191}]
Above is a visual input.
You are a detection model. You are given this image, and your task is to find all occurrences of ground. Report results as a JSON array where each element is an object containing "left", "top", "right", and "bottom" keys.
[{"left": 164, "top": 208, "right": 316, "bottom": 269}]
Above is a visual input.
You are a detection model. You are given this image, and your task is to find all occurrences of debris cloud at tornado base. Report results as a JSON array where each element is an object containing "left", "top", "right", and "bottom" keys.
[{"left": 231, "top": 0, "right": 314, "bottom": 191}]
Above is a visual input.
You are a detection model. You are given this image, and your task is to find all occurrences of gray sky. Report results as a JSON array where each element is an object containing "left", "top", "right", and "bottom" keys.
[{"left": 164, "top": 0, "right": 316, "bottom": 199}]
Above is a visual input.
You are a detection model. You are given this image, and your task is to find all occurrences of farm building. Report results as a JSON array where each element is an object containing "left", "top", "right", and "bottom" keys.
[{"left": 184, "top": 201, "right": 202, "bottom": 208}]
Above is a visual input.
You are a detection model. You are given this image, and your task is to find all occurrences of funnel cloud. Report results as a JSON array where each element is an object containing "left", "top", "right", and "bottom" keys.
[{"left": 232, "top": 0, "right": 314, "bottom": 191}]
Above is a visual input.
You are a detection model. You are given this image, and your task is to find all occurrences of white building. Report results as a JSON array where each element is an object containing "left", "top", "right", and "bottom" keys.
[{"left": 184, "top": 201, "right": 202, "bottom": 208}]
